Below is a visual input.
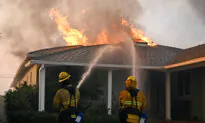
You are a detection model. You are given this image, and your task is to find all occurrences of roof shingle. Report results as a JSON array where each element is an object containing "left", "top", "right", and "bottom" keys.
[
  {"left": 33, "top": 43, "right": 182, "bottom": 66},
  {"left": 169, "top": 43, "right": 205, "bottom": 64}
]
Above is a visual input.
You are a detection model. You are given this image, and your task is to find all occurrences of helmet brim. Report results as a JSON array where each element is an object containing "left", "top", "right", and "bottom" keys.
[{"left": 59, "top": 75, "right": 71, "bottom": 83}]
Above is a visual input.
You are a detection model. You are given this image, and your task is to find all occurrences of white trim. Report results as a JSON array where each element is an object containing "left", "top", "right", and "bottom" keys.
[
  {"left": 38, "top": 64, "right": 45, "bottom": 112},
  {"left": 165, "top": 72, "right": 171, "bottom": 120},
  {"left": 164, "top": 57, "right": 205, "bottom": 69},
  {"left": 107, "top": 70, "right": 112, "bottom": 115},
  {"left": 25, "top": 60, "right": 31, "bottom": 67},
  {"left": 30, "top": 60, "right": 163, "bottom": 70}
]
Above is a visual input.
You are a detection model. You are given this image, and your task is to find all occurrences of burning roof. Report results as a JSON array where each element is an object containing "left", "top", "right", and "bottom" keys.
[{"left": 49, "top": 8, "right": 156, "bottom": 47}]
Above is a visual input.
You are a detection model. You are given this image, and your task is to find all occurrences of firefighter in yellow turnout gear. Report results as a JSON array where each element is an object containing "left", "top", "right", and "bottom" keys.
[
  {"left": 54, "top": 72, "right": 80, "bottom": 123},
  {"left": 119, "top": 76, "right": 146, "bottom": 123}
]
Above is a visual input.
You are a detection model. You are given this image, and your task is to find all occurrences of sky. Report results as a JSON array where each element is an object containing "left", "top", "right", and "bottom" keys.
[{"left": 0, "top": 0, "right": 205, "bottom": 95}]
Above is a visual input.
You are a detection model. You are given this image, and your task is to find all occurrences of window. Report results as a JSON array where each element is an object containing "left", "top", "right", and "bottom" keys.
[
  {"left": 178, "top": 71, "right": 191, "bottom": 97},
  {"left": 30, "top": 72, "right": 32, "bottom": 85}
]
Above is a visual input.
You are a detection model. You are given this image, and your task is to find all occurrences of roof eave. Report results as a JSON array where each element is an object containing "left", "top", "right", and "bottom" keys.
[
  {"left": 10, "top": 56, "right": 29, "bottom": 87},
  {"left": 164, "top": 57, "right": 205, "bottom": 69},
  {"left": 29, "top": 60, "right": 164, "bottom": 70}
]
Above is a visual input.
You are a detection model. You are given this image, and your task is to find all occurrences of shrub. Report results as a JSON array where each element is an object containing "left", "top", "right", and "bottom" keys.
[
  {"left": 84, "top": 114, "right": 120, "bottom": 123},
  {"left": 4, "top": 81, "right": 120, "bottom": 123},
  {"left": 4, "top": 82, "right": 38, "bottom": 122},
  {"left": 6, "top": 110, "right": 119, "bottom": 123},
  {"left": 83, "top": 103, "right": 120, "bottom": 123},
  {"left": 6, "top": 111, "right": 58, "bottom": 123},
  {"left": 4, "top": 82, "right": 38, "bottom": 112},
  {"left": 85, "top": 103, "right": 108, "bottom": 115}
]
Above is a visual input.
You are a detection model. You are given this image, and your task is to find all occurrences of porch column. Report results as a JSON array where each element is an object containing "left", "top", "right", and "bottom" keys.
[
  {"left": 38, "top": 64, "right": 45, "bottom": 111},
  {"left": 165, "top": 72, "right": 171, "bottom": 120},
  {"left": 107, "top": 70, "right": 113, "bottom": 115}
]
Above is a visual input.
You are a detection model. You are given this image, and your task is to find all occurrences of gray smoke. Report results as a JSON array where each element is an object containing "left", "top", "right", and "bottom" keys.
[
  {"left": 0, "top": 0, "right": 142, "bottom": 59},
  {"left": 188, "top": 0, "right": 205, "bottom": 23}
]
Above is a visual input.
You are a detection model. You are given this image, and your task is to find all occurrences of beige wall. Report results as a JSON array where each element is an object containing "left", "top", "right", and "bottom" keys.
[{"left": 18, "top": 64, "right": 38, "bottom": 86}]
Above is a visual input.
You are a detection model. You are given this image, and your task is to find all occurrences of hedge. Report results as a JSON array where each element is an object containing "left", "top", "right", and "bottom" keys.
[
  {"left": 7, "top": 111, "right": 58, "bottom": 123},
  {"left": 4, "top": 82, "right": 120, "bottom": 123},
  {"left": 7, "top": 110, "right": 119, "bottom": 123}
]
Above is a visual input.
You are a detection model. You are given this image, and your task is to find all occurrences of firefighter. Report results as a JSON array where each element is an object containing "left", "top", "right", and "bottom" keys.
[
  {"left": 119, "top": 76, "right": 146, "bottom": 123},
  {"left": 53, "top": 72, "right": 80, "bottom": 123}
]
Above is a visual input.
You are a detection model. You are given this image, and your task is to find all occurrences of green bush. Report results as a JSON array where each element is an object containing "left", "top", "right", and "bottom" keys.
[
  {"left": 83, "top": 103, "right": 120, "bottom": 123},
  {"left": 85, "top": 103, "right": 108, "bottom": 115},
  {"left": 6, "top": 110, "right": 119, "bottom": 123},
  {"left": 4, "top": 82, "right": 38, "bottom": 112},
  {"left": 4, "top": 82, "right": 38, "bottom": 123},
  {"left": 84, "top": 114, "right": 120, "bottom": 123},
  {"left": 4, "top": 81, "right": 120, "bottom": 123},
  {"left": 6, "top": 111, "right": 58, "bottom": 123}
]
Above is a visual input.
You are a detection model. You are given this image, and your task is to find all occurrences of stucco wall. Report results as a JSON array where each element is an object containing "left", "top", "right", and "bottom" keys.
[
  {"left": 171, "top": 67, "right": 205, "bottom": 121},
  {"left": 190, "top": 67, "right": 205, "bottom": 121},
  {"left": 194, "top": 67, "right": 205, "bottom": 121},
  {"left": 171, "top": 70, "right": 192, "bottom": 120},
  {"left": 191, "top": 68, "right": 203, "bottom": 120},
  {"left": 149, "top": 70, "right": 166, "bottom": 119},
  {"left": 202, "top": 70, "right": 205, "bottom": 121},
  {"left": 19, "top": 64, "right": 38, "bottom": 86}
]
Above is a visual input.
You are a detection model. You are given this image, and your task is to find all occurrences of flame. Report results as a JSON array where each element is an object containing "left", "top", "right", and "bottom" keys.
[
  {"left": 50, "top": 8, "right": 156, "bottom": 47},
  {"left": 50, "top": 8, "right": 87, "bottom": 46},
  {"left": 95, "top": 30, "right": 109, "bottom": 45},
  {"left": 121, "top": 18, "right": 157, "bottom": 46}
]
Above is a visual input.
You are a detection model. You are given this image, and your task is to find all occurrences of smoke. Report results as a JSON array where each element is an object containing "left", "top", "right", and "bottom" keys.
[
  {"left": 0, "top": 0, "right": 142, "bottom": 94},
  {"left": 188, "top": 0, "right": 205, "bottom": 23},
  {"left": 0, "top": 0, "right": 142, "bottom": 59},
  {"left": 137, "top": 0, "right": 205, "bottom": 48},
  {"left": 0, "top": 0, "right": 60, "bottom": 59},
  {"left": 75, "top": 0, "right": 143, "bottom": 44}
]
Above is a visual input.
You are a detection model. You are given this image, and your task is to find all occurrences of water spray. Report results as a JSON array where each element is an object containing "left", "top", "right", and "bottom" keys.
[
  {"left": 130, "top": 40, "right": 136, "bottom": 77},
  {"left": 77, "top": 45, "right": 115, "bottom": 89}
]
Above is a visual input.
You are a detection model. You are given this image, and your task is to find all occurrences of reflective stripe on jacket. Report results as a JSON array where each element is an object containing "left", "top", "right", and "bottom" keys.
[
  {"left": 53, "top": 85, "right": 80, "bottom": 112},
  {"left": 119, "top": 89, "right": 146, "bottom": 123},
  {"left": 119, "top": 89, "right": 146, "bottom": 111}
]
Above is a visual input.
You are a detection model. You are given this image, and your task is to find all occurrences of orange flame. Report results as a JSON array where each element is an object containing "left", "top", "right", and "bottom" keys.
[
  {"left": 121, "top": 18, "right": 157, "bottom": 46},
  {"left": 50, "top": 8, "right": 87, "bottom": 46},
  {"left": 50, "top": 8, "right": 156, "bottom": 47},
  {"left": 95, "top": 30, "right": 109, "bottom": 45}
]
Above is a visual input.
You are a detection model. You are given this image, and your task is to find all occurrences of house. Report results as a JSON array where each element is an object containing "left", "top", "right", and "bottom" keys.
[{"left": 11, "top": 41, "right": 205, "bottom": 121}]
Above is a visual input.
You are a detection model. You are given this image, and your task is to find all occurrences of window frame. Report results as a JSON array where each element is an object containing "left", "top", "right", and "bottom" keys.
[{"left": 177, "top": 71, "right": 191, "bottom": 98}]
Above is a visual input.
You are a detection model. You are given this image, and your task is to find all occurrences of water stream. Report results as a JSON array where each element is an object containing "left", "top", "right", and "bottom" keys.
[
  {"left": 77, "top": 40, "right": 137, "bottom": 89},
  {"left": 77, "top": 45, "right": 116, "bottom": 89}
]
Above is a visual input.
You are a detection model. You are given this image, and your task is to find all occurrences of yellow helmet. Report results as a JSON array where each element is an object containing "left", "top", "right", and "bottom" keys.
[
  {"left": 58, "top": 72, "right": 71, "bottom": 83},
  {"left": 125, "top": 75, "right": 137, "bottom": 89}
]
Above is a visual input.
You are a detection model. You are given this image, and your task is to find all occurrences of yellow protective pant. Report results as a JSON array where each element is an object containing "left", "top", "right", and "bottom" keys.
[{"left": 126, "top": 114, "right": 140, "bottom": 123}]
